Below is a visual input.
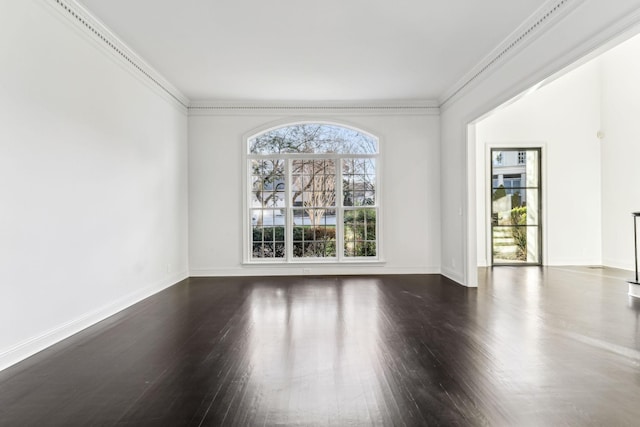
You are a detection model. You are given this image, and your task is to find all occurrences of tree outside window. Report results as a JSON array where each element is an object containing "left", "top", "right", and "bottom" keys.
[{"left": 247, "top": 123, "right": 379, "bottom": 261}]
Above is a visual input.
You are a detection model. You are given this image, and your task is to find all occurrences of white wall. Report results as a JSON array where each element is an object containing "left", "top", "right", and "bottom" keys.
[
  {"left": 0, "top": 0, "right": 189, "bottom": 370},
  {"left": 440, "top": 0, "right": 640, "bottom": 286},
  {"left": 189, "top": 112, "right": 441, "bottom": 276},
  {"left": 600, "top": 35, "right": 640, "bottom": 270},
  {"left": 475, "top": 60, "right": 603, "bottom": 267}
]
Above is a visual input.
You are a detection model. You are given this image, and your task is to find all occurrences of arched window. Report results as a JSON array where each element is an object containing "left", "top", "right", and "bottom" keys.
[{"left": 246, "top": 123, "right": 380, "bottom": 262}]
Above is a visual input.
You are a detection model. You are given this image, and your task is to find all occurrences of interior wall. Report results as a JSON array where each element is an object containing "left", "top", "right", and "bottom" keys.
[
  {"left": 188, "top": 112, "right": 441, "bottom": 276},
  {"left": 600, "top": 35, "right": 640, "bottom": 271},
  {"left": 440, "top": 0, "right": 640, "bottom": 286},
  {"left": 475, "top": 60, "right": 603, "bottom": 267},
  {"left": 0, "top": 0, "right": 189, "bottom": 370}
]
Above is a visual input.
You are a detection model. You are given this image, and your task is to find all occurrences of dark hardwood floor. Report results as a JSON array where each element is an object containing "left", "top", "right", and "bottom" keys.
[{"left": 1, "top": 267, "right": 640, "bottom": 426}]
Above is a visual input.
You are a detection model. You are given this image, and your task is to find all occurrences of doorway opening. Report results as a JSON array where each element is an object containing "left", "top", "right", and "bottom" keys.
[{"left": 491, "top": 148, "right": 542, "bottom": 265}]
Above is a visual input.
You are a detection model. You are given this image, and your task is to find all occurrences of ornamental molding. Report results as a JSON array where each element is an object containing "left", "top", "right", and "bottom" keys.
[
  {"left": 188, "top": 100, "right": 440, "bottom": 116},
  {"left": 45, "top": 0, "right": 189, "bottom": 109},
  {"left": 43, "top": 0, "right": 602, "bottom": 113},
  {"left": 42, "top": 0, "right": 438, "bottom": 115},
  {"left": 439, "top": 0, "right": 585, "bottom": 107}
]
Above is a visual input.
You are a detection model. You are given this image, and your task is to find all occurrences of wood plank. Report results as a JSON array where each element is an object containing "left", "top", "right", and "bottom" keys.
[{"left": 1, "top": 269, "right": 639, "bottom": 425}]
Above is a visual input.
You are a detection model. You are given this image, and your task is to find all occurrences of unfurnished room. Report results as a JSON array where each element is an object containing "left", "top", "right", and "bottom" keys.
[{"left": 2, "top": 0, "right": 640, "bottom": 425}]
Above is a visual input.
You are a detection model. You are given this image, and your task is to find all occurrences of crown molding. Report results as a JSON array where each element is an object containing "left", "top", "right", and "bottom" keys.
[
  {"left": 41, "top": 0, "right": 587, "bottom": 115},
  {"left": 44, "top": 0, "right": 189, "bottom": 109},
  {"left": 439, "top": 0, "right": 585, "bottom": 108},
  {"left": 188, "top": 100, "right": 440, "bottom": 116}
]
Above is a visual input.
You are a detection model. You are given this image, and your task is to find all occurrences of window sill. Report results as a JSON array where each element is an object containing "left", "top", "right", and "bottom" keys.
[{"left": 242, "top": 259, "right": 386, "bottom": 267}]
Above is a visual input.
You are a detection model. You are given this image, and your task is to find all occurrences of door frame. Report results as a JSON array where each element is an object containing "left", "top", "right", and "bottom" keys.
[{"left": 484, "top": 142, "right": 547, "bottom": 267}]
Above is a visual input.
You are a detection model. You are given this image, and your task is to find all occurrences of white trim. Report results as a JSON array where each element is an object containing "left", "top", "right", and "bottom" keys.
[
  {"left": 602, "top": 258, "right": 636, "bottom": 272},
  {"left": 242, "top": 259, "right": 387, "bottom": 266},
  {"left": 40, "top": 0, "right": 189, "bottom": 109},
  {"left": 336, "top": 158, "right": 345, "bottom": 261},
  {"left": 244, "top": 122, "right": 382, "bottom": 264},
  {"left": 242, "top": 151, "right": 250, "bottom": 264},
  {"left": 189, "top": 100, "right": 440, "bottom": 116},
  {"left": 247, "top": 153, "right": 378, "bottom": 160},
  {"left": 440, "top": 0, "right": 585, "bottom": 107},
  {"left": 0, "top": 271, "right": 188, "bottom": 372},
  {"left": 34, "top": 0, "right": 640, "bottom": 119},
  {"left": 547, "top": 259, "right": 604, "bottom": 266},
  {"left": 464, "top": 124, "right": 478, "bottom": 286},
  {"left": 190, "top": 266, "right": 439, "bottom": 277},
  {"left": 453, "top": 6, "right": 640, "bottom": 123},
  {"left": 440, "top": 266, "right": 465, "bottom": 286}
]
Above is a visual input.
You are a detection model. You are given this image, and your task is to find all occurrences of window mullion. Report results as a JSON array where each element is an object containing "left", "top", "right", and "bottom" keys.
[
  {"left": 246, "top": 159, "right": 252, "bottom": 262},
  {"left": 337, "top": 158, "right": 344, "bottom": 262},
  {"left": 285, "top": 158, "right": 292, "bottom": 262}
]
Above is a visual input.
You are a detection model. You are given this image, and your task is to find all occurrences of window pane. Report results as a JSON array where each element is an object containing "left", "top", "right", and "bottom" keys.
[
  {"left": 343, "top": 159, "right": 376, "bottom": 206},
  {"left": 344, "top": 208, "right": 377, "bottom": 257},
  {"left": 491, "top": 189, "right": 524, "bottom": 225},
  {"left": 252, "top": 241, "right": 286, "bottom": 259},
  {"left": 251, "top": 208, "right": 285, "bottom": 259},
  {"left": 493, "top": 151, "right": 503, "bottom": 166},
  {"left": 251, "top": 159, "right": 285, "bottom": 209},
  {"left": 292, "top": 208, "right": 336, "bottom": 258},
  {"left": 249, "top": 124, "right": 377, "bottom": 154},
  {"left": 493, "top": 226, "right": 539, "bottom": 264},
  {"left": 525, "top": 150, "right": 540, "bottom": 187},
  {"left": 291, "top": 159, "right": 336, "bottom": 208}
]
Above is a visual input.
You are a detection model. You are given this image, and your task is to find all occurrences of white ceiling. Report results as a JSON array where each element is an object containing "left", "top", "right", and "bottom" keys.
[{"left": 77, "top": 0, "right": 546, "bottom": 102}]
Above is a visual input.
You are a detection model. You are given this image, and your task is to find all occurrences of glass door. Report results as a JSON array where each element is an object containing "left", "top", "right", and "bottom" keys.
[{"left": 491, "top": 148, "right": 542, "bottom": 265}]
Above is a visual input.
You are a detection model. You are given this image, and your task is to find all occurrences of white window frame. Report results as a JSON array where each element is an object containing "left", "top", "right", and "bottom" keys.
[{"left": 243, "top": 123, "right": 381, "bottom": 264}]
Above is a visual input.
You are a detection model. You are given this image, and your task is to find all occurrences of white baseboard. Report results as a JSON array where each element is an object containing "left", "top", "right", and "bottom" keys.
[
  {"left": 602, "top": 258, "right": 635, "bottom": 272},
  {"left": 0, "top": 271, "right": 188, "bottom": 373},
  {"left": 190, "top": 265, "right": 440, "bottom": 277},
  {"left": 440, "top": 266, "right": 465, "bottom": 286},
  {"left": 546, "top": 258, "right": 603, "bottom": 267},
  {"left": 629, "top": 282, "right": 640, "bottom": 299}
]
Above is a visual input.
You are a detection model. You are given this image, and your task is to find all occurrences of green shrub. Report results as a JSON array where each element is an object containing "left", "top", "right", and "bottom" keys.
[
  {"left": 344, "top": 208, "right": 376, "bottom": 222},
  {"left": 493, "top": 185, "right": 506, "bottom": 201},
  {"left": 253, "top": 226, "right": 338, "bottom": 257},
  {"left": 293, "top": 226, "right": 336, "bottom": 241},
  {"left": 252, "top": 226, "right": 286, "bottom": 242},
  {"left": 510, "top": 206, "right": 527, "bottom": 260}
]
